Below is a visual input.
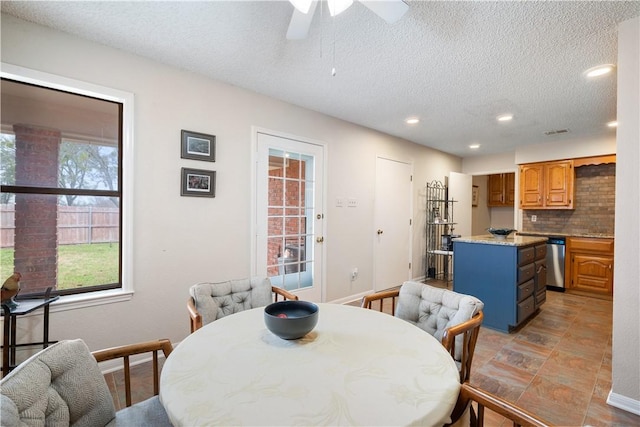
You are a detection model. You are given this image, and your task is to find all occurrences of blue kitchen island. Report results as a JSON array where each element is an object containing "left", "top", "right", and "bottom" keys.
[{"left": 453, "top": 235, "right": 548, "bottom": 332}]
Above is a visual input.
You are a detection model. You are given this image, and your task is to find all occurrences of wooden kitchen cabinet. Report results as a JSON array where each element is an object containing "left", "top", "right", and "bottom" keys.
[
  {"left": 487, "top": 173, "right": 515, "bottom": 207},
  {"left": 566, "top": 237, "right": 614, "bottom": 297},
  {"left": 519, "top": 160, "right": 574, "bottom": 209}
]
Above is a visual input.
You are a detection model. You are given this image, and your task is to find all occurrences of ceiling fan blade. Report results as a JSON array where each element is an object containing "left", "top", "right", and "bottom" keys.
[
  {"left": 359, "top": 0, "right": 409, "bottom": 24},
  {"left": 286, "top": 0, "right": 319, "bottom": 40}
]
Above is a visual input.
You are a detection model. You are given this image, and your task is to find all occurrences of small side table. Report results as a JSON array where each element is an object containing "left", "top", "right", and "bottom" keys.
[{"left": 1, "top": 288, "right": 59, "bottom": 376}]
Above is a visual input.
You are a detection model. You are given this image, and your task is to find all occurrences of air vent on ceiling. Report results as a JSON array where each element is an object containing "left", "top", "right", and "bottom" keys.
[{"left": 544, "top": 129, "right": 570, "bottom": 136}]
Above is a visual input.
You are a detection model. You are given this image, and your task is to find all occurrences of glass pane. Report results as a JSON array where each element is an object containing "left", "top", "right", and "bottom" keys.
[
  {"left": 1, "top": 79, "right": 120, "bottom": 190},
  {"left": 268, "top": 177, "right": 284, "bottom": 207},
  {"left": 268, "top": 216, "right": 283, "bottom": 236},
  {"left": 0, "top": 193, "right": 119, "bottom": 296},
  {"left": 268, "top": 150, "right": 286, "bottom": 177},
  {"left": 0, "top": 133, "right": 15, "bottom": 186},
  {"left": 59, "top": 139, "right": 119, "bottom": 191},
  {"left": 285, "top": 180, "right": 300, "bottom": 207},
  {"left": 285, "top": 153, "right": 302, "bottom": 179}
]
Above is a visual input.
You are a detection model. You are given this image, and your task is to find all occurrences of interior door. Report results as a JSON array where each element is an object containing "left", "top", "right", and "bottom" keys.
[
  {"left": 373, "top": 157, "right": 412, "bottom": 291},
  {"left": 255, "top": 132, "right": 324, "bottom": 302}
]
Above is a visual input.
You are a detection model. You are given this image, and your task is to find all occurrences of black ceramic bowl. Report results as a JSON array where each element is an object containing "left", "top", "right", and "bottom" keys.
[
  {"left": 487, "top": 228, "right": 517, "bottom": 239},
  {"left": 264, "top": 300, "right": 319, "bottom": 340}
]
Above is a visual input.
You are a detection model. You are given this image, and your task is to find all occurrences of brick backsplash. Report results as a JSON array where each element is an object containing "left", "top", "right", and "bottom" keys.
[{"left": 522, "top": 163, "right": 615, "bottom": 235}]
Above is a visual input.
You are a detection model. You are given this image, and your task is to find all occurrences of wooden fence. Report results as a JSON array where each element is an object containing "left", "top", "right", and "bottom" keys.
[{"left": 0, "top": 204, "right": 119, "bottom": 248}]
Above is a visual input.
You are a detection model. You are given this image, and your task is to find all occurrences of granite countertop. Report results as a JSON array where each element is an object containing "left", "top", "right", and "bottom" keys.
[
  {"left": 454, "top": 235, "right": 548, "bottom": 247},
  {"left": 517, "top": 231, "right": 615, "bottom": 239}
]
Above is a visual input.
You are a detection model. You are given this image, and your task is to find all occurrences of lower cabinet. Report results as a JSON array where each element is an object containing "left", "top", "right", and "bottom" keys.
[
  {"left": 534, "top": 243, "right": 547, "bottom": 306},
  {"left": 566, "top": 237, "right": 614, "bottom": 297},
  {"left": 453, "top": 238, "right": 547, "bottom": 332}
]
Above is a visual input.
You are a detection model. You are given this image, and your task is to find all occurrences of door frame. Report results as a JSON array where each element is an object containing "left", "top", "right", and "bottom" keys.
[{"left": 250, "top": 126, "right": 328, "bottom": 301}]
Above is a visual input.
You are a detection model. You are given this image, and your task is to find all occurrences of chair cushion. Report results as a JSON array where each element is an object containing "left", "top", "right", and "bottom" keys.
[
  {"left": 189, "top": 277, "right": 272, "bottom": 325},
  {"left": 0, "top": 339, "right": 116, "bottom": 427},
  {"left": 106, "top": 396, "right": 172, "bottom": 427},
  {"left": 395, "top": 281, "right": 484, "bottom": 361}
]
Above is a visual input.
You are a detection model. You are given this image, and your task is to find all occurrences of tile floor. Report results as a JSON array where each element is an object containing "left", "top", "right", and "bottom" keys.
[
  {"left": 469, "top": 290, "right": 639, "bottom": 427},
  {"left": 105, "top": 289, "right": 640, "bottom": 426}
]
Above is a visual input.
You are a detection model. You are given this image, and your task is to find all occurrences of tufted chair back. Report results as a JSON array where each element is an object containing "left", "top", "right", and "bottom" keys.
[
  {"left": 1, "top": 339, "right": 116, "bottom": 427},
  {"left": 189, "top": 277, "right": 273, "bottom": 326},
  {"left": 395, "top": 281, "right": 484, "bottom": 362}
]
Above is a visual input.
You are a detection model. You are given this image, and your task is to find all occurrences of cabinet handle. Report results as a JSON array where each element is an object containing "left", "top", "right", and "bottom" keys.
[{"left": 609, "top": 264, "right": 612, "bottom": 269}]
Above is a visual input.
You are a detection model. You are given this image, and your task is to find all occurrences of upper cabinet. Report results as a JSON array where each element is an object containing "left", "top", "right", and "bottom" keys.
[
  {"left": 519, "top": 160, "right": 574, "bottom": 209},
  {"left": 487, "top": 173, "right": 515, "bottom": 207}
]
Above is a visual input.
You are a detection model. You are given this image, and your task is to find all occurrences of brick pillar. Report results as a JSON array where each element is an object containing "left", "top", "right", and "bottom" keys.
[{"left": 13, "top": 124, "right": 60, "bottom": 294}]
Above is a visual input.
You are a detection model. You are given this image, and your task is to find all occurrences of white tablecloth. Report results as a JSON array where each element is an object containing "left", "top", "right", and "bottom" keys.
[{"left": 160, "top": 303, "right": 460, "bottom": 426}]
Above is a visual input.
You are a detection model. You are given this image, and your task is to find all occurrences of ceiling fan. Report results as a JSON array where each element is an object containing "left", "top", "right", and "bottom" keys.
[{"left": 287, "top": 0, "right": 409, "bottom": 40}]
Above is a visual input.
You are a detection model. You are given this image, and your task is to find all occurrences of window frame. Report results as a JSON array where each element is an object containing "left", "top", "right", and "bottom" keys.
[{"left": 0, "top": 63, "right": 135, "bottom": 310}]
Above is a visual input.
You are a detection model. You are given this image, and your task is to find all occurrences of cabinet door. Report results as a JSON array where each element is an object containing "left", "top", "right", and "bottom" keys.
[
  {"left": 505, "top": 172, "right": 516, "bottom": 206},
  {"left": 570, "top": 253, "right": 613, "bottom": 295},
  {"left": 545, "top": 161, "right": 574, "bottom": 208},
  {"left": 487, "top": 174, "right": 505, "bottom": 206},
  {"left": 519, "top": 164, "right": 544, "bottom": 208}
]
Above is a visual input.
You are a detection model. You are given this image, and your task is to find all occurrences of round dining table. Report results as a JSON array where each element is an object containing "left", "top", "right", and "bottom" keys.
[{"left": 160, "top": 303, "right": 461, "bottom": 426}]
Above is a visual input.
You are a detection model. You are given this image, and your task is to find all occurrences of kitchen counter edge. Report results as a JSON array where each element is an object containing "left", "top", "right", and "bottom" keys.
[{"left": 453, "top": 235, "right": 548, "bottom": 247}]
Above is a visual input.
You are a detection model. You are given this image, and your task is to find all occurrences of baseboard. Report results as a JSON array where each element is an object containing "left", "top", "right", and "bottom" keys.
[
  {"left": 607, "top": 390, "right": 640, "bottom": 416},
  {"left": 329, "top": 291, "right": 370, "bottom": 305}
]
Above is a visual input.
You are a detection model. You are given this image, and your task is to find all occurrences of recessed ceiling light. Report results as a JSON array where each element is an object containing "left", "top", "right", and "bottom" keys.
[
  {"left": 585, "top": 64, "right": 615, "bottom": 78},
  {"left": 607, "top": 121, "right": 618, "bottom": 128},
  {"left": 496, "top": 114, "right": 513, "bottom": 122},
  {"left": 405, "top": 117, "right": 420, "bottom": 124},
  {"left": 469, "top": 144, "right": 480, "bottom": 149}
]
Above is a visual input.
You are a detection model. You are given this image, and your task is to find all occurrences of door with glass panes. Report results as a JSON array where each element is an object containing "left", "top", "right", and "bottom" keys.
[{"left": 255, "top": 132, "right": 324, "bottom": 302}]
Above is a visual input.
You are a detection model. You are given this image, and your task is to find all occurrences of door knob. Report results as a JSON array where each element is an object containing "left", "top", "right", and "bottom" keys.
[
  {"left": 316, "top": 236, "right": 324, "bottom": 243},
  {"left": 377, "top": 229, "right": 384, "bottom": 235}
]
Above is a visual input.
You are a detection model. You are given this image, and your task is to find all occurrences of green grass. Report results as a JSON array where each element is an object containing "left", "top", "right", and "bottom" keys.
[{"left": 1, "top": 243, "right": 119, "bottom": 290}]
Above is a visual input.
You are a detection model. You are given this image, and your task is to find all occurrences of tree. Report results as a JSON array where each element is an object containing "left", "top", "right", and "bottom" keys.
[
  {"left": 0, "top": 134, "right": 16, "bottom": 204},
  {"left": 58, "top": 140, "right": 118, "bottom": 206}
]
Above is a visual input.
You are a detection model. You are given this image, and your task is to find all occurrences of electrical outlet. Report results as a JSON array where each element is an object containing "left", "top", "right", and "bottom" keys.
[
  {"left": 351, "top": 267, "right": 358, "bottom": 281},
  {"left": 336, "top": 197, "right": 344, "bottom": 207},
  {"left": 347, "top": 198, "right": 357, "bottom": 207},
  {"left": 531, "top": 215, "right": 537, "bottom": 222}
]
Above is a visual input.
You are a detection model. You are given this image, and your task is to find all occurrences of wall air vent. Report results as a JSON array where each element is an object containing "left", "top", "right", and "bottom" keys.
[{"left": 544, "top": 129, "right": 570, "bottom": 136}]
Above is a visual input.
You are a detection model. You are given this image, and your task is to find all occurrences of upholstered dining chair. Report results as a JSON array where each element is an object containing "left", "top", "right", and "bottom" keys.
[
  {"left": 361, "top": 281, "right": 484, "bottom": 383},
  {"left": 0, "top": 338, "right": 173, "bottom": 427},
  {"left": 187, "top": 276, "right": 298, "bottom": 332}
]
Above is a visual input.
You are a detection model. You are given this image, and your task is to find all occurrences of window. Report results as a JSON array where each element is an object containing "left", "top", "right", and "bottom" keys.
[{"left": 0, "top": 64, "right": 133, "bottom": 300}]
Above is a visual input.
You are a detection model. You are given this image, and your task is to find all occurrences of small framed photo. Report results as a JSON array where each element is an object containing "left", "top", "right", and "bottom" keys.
[
  {"left": 472, "top": 185, "right": 479, "bottom": 207},
  {"left": 181, "top": 130, "right": 215, "bottom": 162},
  {"left": 181, "top": 168, "right": 216, "bottom": 198}
]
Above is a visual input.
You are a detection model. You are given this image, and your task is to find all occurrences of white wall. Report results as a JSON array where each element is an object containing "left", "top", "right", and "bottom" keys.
[
  {"left": 610, "top": 16, "right": 640, "bottom": 412},
  {"left": 0, "top": 14, "right": 461, "bottom": 352},
  {"left": 515, "top": 135, "right": 616, "bottom": 164},
  {"left": 462, "top": 151, "right": 517, "bottom": 175}
]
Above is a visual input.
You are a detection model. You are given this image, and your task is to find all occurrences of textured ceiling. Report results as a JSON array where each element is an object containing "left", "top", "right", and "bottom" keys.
[{"left": 2, "top": 1, "right": 639, "bottom": 158}]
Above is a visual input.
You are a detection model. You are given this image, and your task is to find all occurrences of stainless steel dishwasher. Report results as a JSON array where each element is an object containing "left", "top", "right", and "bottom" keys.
[{"left": 546, "top": 237, "right": 566, "bottom": 291}]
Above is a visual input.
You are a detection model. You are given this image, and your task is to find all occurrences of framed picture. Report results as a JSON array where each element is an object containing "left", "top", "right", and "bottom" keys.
[
  {"left": 472, "top": 185, "right": 479, "bottom": 207},
  {"left": 181, "top": 130, "right": 215, "bottom": 162},
  {"left": 181, "top": 168, "right": 216, "bottom": 198}
]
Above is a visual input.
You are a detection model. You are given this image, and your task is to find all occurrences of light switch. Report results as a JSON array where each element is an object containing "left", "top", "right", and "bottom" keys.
[{"left": 347, "top": 198, "right": 357, "bottom": 207}]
